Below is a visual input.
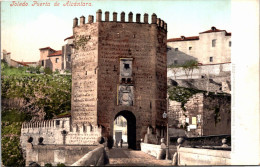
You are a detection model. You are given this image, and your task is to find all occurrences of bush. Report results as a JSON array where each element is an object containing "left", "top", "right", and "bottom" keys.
[
  {"left": 2, "top": 135, "right": 25, "bottom": 166},
  {"left": 44, "top": 67, "right": 52, "bottom": 75},
  {"left": 54, "top": 69, "right": 60, "bottom": 75},
  {"left": 1, "top": 74, "right": 72, "bottom": 119},
  {"left": 2, "top": 109, "right": 31, "bottom": 123},
  {"left": 57, "top": 163, "right": 66, "bottom": 167},
  {"left": 44, "top": 163, "right": 53, "bottom": 167}
]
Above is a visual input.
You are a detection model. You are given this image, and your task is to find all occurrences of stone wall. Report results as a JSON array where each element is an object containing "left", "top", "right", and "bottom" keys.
[
  {"left": 20, "top": 117, "right": 102, "bottom": 151},
  {"left": 39, "top": 48, "right": 55, "bottom": 68},
  {"left": 71, "top": 146, "right": 108, "bottom": 166},
  {"left": 25, "top": 144, "right": 98, "bottom": 166},
  {"left": 170, "top": 135, "right": 231, "bottom": 147},
  {"left": 72, "top": 10, "right": 167, "bottom": 149},
  {"left": 62, "top": 43, "right": 72, "bottom": 71},
  {"left": 72, "top": 18, "right": 99, "bottom": 125},
  {"left": 140, "top": 142, "right": 177, "bottom": 160},
  {"left": 167, "top": 39, "right": 198, "bottom": 66},
  {"left": 202, "top": 95, "right": 231, "bottom": 136},
  {"left": 167, "top": 62, "right": 230, "bottom": 79},
  {"left": 177, "top": 147, "right": 231, "bottom": 165},
  {"left": 168, "top": 93, "right": 231, "bottom": 137},
  {"left": 2, "top": 50, "right": 11, "bottom": 65},
  {"left": 1, "top": 98, "right": 26, "bottom": 110},
  {"left": 48, "top": 55, "right": 63, "bottom": 72}
]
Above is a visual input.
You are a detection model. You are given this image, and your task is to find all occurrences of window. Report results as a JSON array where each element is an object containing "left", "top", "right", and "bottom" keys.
[
  {"left": 56, "top": 58, "right": 59, "bottom": 63},
  {"left": 174, "top": 60, "right": 178, "bottom": 64},
  {"left": 41, "top": 60, "right": 44, "bottom": 66},
  {"left": 210, "top": 57, "right": 213, "bottom": 62},
  {"left": 229, "top": 41, "right": 231, "bottom": 47},
  {"left": 212, "top": 39, "right": 216, "bottom": 47},
  {"left": 124, "top": 64, "right": 130, "bottom": 69},
  {"left": 127, "top": 78, "right": 131, "bottom": 83},
  {"left": 175, "top": 48, "right": 178, "bottom": 51},
  {"left": 56, "top": 120, "right": 60, "bottom": 126},
  {"left": 189, "top": 47, "right": 192, "bottom": 50},
  {"left": 67, "top": 54, "right": 71, "bottom": 62}
]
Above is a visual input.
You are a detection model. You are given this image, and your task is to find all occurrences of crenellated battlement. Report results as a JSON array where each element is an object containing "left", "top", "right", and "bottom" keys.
[
  {"left": 21, "top": 118, "right": 101, "bottom": 134},
  {"left": 73, "top": 9, "right": 167, "bottom": 31},
  {"left": 20, "top": 117, "right": 102, "bottom": 152},
  {"left": 22, "top": 120, "right": 56, "bottom": 129}
]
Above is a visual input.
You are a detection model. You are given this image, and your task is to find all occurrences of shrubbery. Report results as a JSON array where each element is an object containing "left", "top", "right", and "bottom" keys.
[
  {"left": 1, "top": 68, "right": 72, "bottom": 119},
  {"left": 1, "top": 62, "right": 72, "bottom": 166},
  {"left": 1, "top": 110, "right": 26, "bottom": 166}
]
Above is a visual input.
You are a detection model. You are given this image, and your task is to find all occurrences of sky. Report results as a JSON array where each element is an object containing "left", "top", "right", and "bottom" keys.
[{"left": 1, "top": 0, "right": 231, "bottom": 62}]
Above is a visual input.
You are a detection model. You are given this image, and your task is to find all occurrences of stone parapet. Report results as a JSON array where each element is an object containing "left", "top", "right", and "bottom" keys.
[
  {"left": 71, "top": 146, "right": 108, "bottom": 166},
  {"left": 177, "top": 147, "right": 231, "bottom": 165},
  {"left": 20, "top": 117, "right": 102, "bottom": 152},
  {"left": 25, "top": 144, "right": 98, "bottom": 166}
]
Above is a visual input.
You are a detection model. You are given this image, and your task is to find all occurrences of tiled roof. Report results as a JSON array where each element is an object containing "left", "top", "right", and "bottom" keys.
[
  {"left": 167, "top": 36, "right": 199, "bottom": 42},
  {"left": 39, "top": 47, "right": 56, "bottom": 52},
  {"left": 48, "top": 50, "right": 62, "bottom": 57},
  {"left": 167, "top": 27, "right": 231, "bottom": 42},
  {"left": 22, "top": 62, "right": 37, "bottom": 64},
  {"left": 11, "top": 59, "right": 29, "bottom": 66},
  {"left": 199, "top": 26, "right": 231, "bottom": 36},
  {"left": 64, "top": 35, "right": 74, "bottom": 41}
]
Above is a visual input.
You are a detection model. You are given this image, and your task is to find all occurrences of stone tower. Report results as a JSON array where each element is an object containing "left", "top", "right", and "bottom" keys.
[{"left": 71, "top": 9, "right": 167, "bottom": 149}]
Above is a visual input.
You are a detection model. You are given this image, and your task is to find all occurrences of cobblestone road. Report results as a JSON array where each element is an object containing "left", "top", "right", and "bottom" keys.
[{"left": 106, "top": 146, "right": 172, "bottom": 166}]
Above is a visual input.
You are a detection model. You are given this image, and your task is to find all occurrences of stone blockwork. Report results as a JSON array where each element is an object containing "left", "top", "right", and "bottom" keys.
[
  {"left": 72, "top": 10, "right": 167, "bottom": 149},
  {"left": 177, "top": 147, "right": 231, "bottom": 165},
  {"left": 20, "top": 117, "right": 102, "bottom": 152},
  {"left": 167, "top": 63, "right": 231, "bottom": 93},
  {"left": 168, "top": 93, "right": 231, "bottom": 137},
  {"left": 1, "top": 97, "right": 26, "bottom": 110},
  {"left": 25, "top": 144, "right": 98, "bottom": 166}
]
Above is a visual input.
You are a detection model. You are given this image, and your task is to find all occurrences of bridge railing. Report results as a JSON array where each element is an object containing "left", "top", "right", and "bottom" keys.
[{"left": 172, "top": 137, "right": 231, "bottom": 165}]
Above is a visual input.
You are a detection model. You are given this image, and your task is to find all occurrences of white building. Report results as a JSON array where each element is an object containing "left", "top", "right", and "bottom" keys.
[{"left": 167, "top": 26, "right": 231, "bottom": 66}]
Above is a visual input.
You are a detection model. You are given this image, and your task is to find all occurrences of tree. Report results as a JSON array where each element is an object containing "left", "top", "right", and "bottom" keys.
[
  {"left": 181, "top": 60, "right": 199, "bottom": 79},
  {"left": 168, "top": 64, "right": 181, "bottom": 80}
]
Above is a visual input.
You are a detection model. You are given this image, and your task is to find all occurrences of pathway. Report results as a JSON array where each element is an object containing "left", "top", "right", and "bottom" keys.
[{"left": 106, "top": 146, "right": 172, "bottom": 166}]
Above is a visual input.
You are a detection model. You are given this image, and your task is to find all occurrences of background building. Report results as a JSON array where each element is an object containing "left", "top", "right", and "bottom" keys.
[
  {"left": 167, "top": 26, "right": 231, "bottom": 66},
  {"left": 2, "top": 50, "right": 37, "bottom": 68},
  {"left": 38, "top": 36, "right": 73, "bottom": 72}
]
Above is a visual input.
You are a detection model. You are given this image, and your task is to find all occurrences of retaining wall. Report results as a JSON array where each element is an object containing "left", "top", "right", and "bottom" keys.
[
  {"left": 71, "top": 146, "right": 108, "bottom": 166},
  {"left": 26, "top": 144, "right": 98, "bottom": 166},
  {"left": 178, "top": 147, "right": 231, "bottom": 165},
  {"left": 140, "top": 142, "right": 177, "bottom": 159}
]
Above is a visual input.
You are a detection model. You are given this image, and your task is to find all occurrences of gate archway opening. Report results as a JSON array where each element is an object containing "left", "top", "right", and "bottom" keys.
[{"left": 114, "top": 110, "right": 136, "bottom": 150}]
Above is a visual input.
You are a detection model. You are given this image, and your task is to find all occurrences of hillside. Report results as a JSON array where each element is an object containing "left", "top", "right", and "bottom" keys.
[{"left": 1, "top": 62, "right": 71, "bottom": 166}]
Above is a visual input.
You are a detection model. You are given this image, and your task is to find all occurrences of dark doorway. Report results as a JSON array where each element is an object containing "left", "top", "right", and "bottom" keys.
[{"left": 114, "top": 110, "right": 136, "bottom": 150}]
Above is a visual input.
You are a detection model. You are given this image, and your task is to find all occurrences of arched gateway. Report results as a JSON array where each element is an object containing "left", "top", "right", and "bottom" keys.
[
  {"left": 71, "top": 10, "right": 168, "bottom": 149},
  {"left": 114, "top": 111, "right": 136, "bottom": 149}
]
